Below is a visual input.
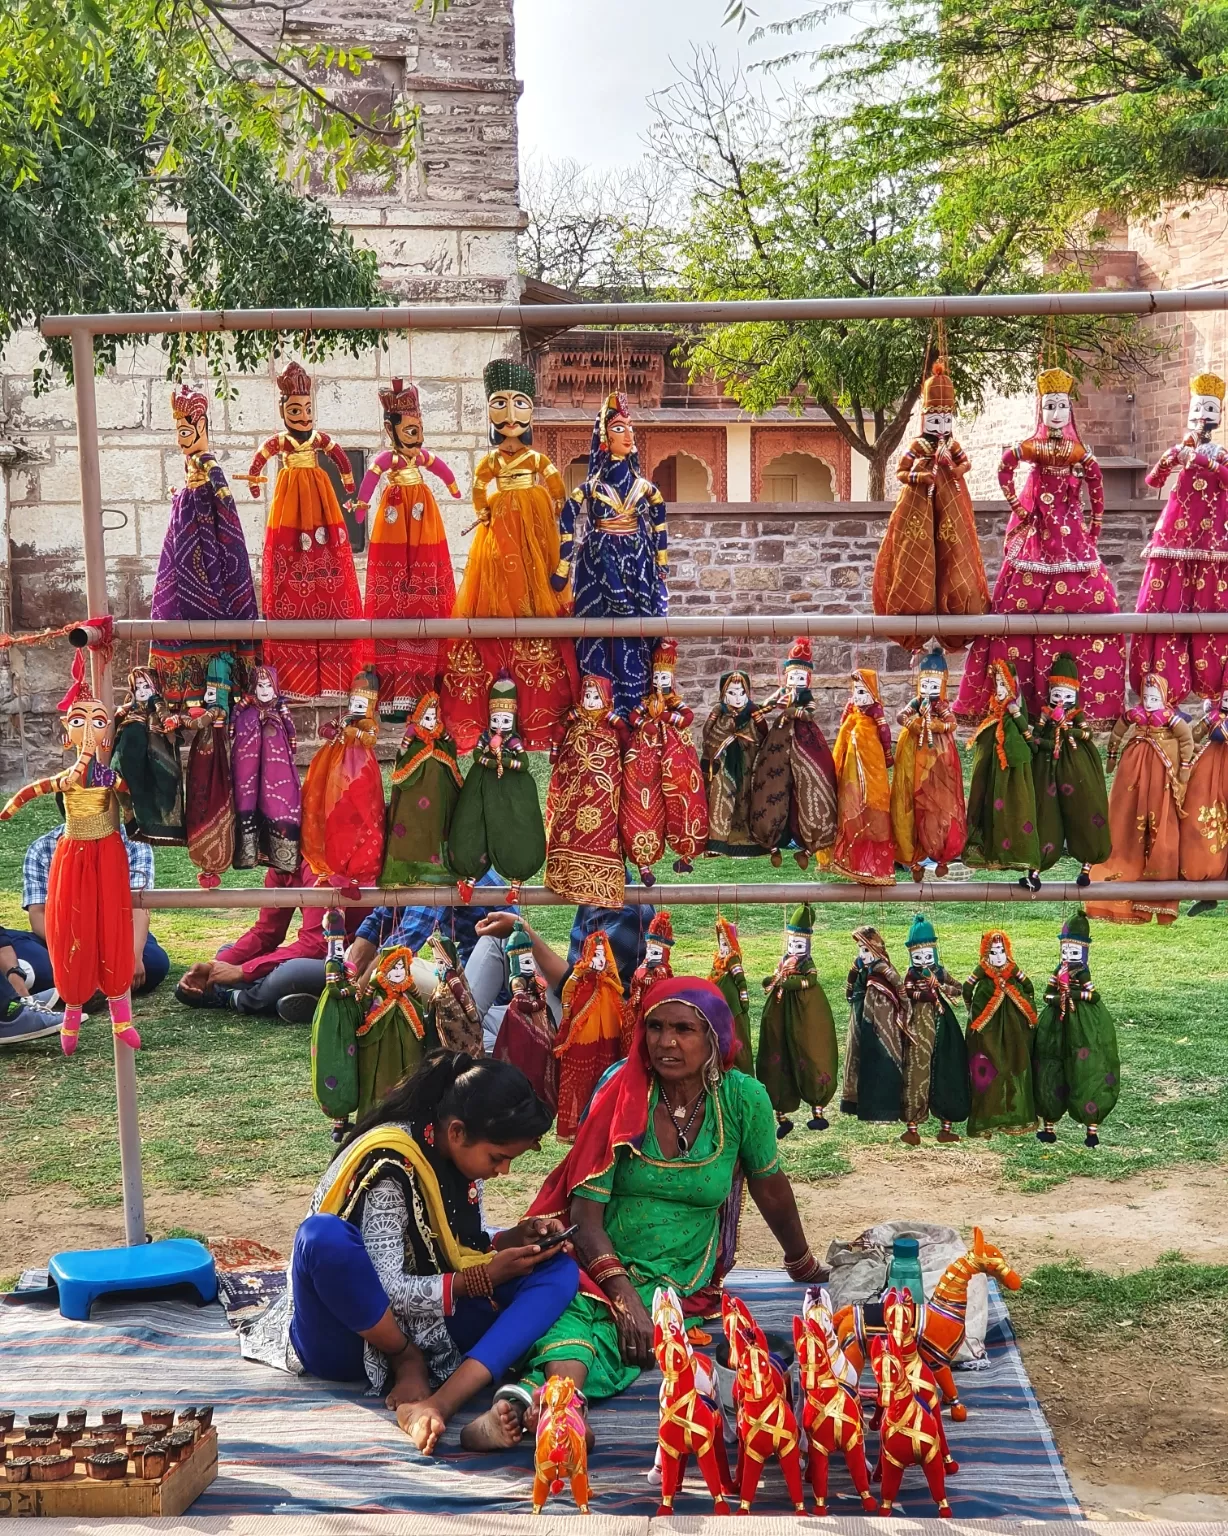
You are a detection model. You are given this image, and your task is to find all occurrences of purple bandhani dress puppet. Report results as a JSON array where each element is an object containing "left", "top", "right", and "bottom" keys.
[
  {"left": 230, "top": 664, "right": 301, "bottom": 873},
  {"left": 149, "top": 385, "right": 258, "bottom": 708},
  {"left": 957, "top": 367, "right": 1124, "bottom": 723},
  {"left": 1131, "top": 372, "right": 1228, "bottom": 702}
]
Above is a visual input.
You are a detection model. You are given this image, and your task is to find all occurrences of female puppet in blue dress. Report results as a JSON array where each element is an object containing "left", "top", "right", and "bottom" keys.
[{"left": 554, "top": 392, "right": 668, "bottom": 718}]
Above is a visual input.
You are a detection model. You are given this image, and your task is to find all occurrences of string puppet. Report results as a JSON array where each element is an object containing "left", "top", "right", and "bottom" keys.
[
  {"left": 422, "top": 931, "right": 484, "bottom": 1057},
  {"left": 962, "top": 931, "right": 1038, "bottom": 1137},
  {"left": 310, "top": 910, "right": 362, "bottom": 1140},
  {"left": 831, "top": 667, "right": 895, "bottom": 885},
  {"left": 620, "top": 639, "right": 708, "bottom": 884},
  {"left": 701, "top": 669, "right": 768, "bottom": 857},
  {"left": 381, "top": 691, "right": 463, "bottom": 887},
  {"left": 493, "top": 923, "right": 558, "bottom": 1111},
  {"left": 840, "top": 924, "right": 910, "bottom": 1125},
  {"left": 758, "top": 903, "right": 839, "bottom": 1137},
  {"left": 623, "top": 910, "right": 675, "bottom": 1051},
  {"left": 965, "top": 658, "right": 1042, "bottom": 889},
  {"left": 545, "top": 673, "right": 629, "bottom": 909},
  {"left": 230, "top": 664, "right": 301, "bottom": 874},
  {"left": 709, "top": 914, "right": 753, "bottom": 1074},
  {"left": 357, "top": 944, "right": 428, "bottom": 1118},
  {"left": 553, "top": 929, "right": 624, "bottom": 1141},
  {"left": 748, "top": 636, "right": 838, "bottom": 870},
  {"left": 112, "top": 666, "right": 185, "bottom": 845},
  {"left": 184, "top": 653, "right": 236, "bottom": 888},
  {"left": 1033, "top": 910, "right": 1120, "bottom": 1147},
  {"left": 301, "top": 667, "right": 386, "bottom": 900},
  {"left": 1030, "top": 652, "right": 1111, "bottom": 887},
  {"left": 900, "top": 913, "right": 970, "bottom": 1145},
  {"left": 1181, "top": 684, "right": 1228, "bottom": 895},
  {"left": 891, "top": 647, "right": 966, "bottom": 881}
]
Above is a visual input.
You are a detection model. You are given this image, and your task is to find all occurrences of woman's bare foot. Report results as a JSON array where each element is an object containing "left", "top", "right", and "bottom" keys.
[
  {"left": 459, "top": 1400, "right": 522, "bottom": 1451},
  {"left": 385, "top": 1347, "right": 432, "bottom": 1411},
  {"left": 396, "top": 1400, "right": 446, "bottom": 1455}
]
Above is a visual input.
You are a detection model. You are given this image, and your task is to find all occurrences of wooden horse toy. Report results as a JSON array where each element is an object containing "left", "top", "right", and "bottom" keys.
[
  {"left": 871, "top": 1335, "right": 952, "bottom": 1517},
  {"left": 532, "top": 1375, "right": 590, "bottom": 1515},
  {"left": 651, "top": 1285, "right": 732, "bottom": 1515},
  {"left": 721, "top": 1292, "right": 808, "bottom": 1515},
  {"left": 880, "top": 1288, "right": 958, "bottom": 1477},
  {"left": 794, "top": 1312, "right": 878, "bottom": 1515},
  {"left": 803, "top": 1285, "right": 859, "bottom": 1391},
  {"left": 835, "top": 1227, "right": 1021, "bottom": 1420}
]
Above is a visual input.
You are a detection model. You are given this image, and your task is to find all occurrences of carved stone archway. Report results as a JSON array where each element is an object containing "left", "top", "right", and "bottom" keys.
[{"left": 750, "top": 425, "right": 850, "bottom": 501}]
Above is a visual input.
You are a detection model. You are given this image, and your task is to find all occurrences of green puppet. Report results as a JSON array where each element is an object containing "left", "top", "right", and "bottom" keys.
[
  {"left": 1033, "top": 909, "right": 1120, "bottom": 1147},
  {"left": 356, "top": 942, "right": 427, "bottom": 1117},
  {"left": 962, "top": 930, "right": 1038, "bottom": 1138},
  {"left": 310, "top": 909, "right": 362, "bottom": 1141},
  {"left": 1029, "top": 653, "right": 1112, "bottom": 886},
  {"left": 756, "top": 902, "right": 839, "bottom": 1138},
  {"left": 900, "top": 913, "right": 971, "bottom": 1145},
  {"left": 965, "top": 657, "right": 1042, "bottom": 889}
]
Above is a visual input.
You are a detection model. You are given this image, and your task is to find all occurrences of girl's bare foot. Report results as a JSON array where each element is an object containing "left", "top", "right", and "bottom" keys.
[
  {"left": 385, "top": 1348, "right": 432, "bottom": 1410},
  {"left": 396, "top": 1400, "right": 446, "bottom": 1455},
  {"left": 459, "top": 1399, "right": 522, "bottom": 1451}
]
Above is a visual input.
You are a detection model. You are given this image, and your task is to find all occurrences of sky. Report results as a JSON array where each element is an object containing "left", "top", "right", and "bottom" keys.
[{"left": 512, "top": 0, "right": 824, "bottom": 173}]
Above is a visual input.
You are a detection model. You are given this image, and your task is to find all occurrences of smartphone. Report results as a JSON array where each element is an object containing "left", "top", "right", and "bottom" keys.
[{"left": 536, "top": 1223, "right": 578, "bottom": 1252}]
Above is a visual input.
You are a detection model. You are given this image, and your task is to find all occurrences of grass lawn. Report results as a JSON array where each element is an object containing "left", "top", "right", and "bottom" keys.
[{"left": 2, "top": 766, "right": 1226, "bottom": 1210}]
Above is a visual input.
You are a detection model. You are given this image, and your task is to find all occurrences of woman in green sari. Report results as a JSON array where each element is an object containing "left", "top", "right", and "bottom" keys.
[{"left": 517, "top": 975, "right": 824, "bottom": 1421}]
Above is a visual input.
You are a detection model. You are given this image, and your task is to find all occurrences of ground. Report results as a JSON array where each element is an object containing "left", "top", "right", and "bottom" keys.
[{"left": 1, "top": 785, "right": 1226, "bottom": 1516}]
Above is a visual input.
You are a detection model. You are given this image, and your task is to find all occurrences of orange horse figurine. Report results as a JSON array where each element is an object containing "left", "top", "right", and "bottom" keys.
[
  {"left": 794, "top": 1312, "right": 878, "bottom": 1516},
  {"left": 871, "top": 1334, "right": 952, "bottom": 1518},
  {"left": 652, "top": 1284, "right": 732, "bottom": 1515},
  {"left": 835, "top": 1227, "right": 1021, "bottom": 1421},
  {"left": 880, "top": 1288, "right": 958, "bottom": 1476},
  {"left": 721, "top": 1292, "right": 807, "bottom": 1515},
  {"left": 532, "top": 1375, "right": 591, "bottom": 1515}
]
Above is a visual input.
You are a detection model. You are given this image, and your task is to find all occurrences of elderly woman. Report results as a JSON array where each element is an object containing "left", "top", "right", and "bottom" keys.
[{"left": 506, "top": 975, "right": 824, "bottom": 1432}]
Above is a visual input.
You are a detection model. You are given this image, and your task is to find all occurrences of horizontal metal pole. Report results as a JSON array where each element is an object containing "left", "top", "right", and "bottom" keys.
[
  {"left": 106, "top": 612, "right": 1228, "bottom": 642},
  {"left": 37, "top": 287, "right": 1228, "bottom": 340},
  {"left": 131, "top": 880, "right": 1227, "bottom": 910}
]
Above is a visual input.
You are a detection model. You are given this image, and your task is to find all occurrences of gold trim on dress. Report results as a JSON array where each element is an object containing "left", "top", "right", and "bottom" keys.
[
  {"left": 282, "top": 447, "right": 319, "bottom": 471},
  {"left": 497, "top": 468, "right": 537, "bottom": 491},
  {"left": 63, "top": 787, "right": 120, "bottom": 841},
  {"left": 389, "top": 466, "right": 424, "bottom": 488}
]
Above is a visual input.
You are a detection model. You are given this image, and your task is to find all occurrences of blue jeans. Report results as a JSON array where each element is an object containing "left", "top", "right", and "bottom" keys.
[
  {"left": 288, "top": 1213, "right": 578, "bottom": 1385},
  {"left": 0, "top": 926, "right": 169, "bottom": 1009}
]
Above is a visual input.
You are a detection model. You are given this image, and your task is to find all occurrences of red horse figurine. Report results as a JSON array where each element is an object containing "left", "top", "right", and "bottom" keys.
[
  {"left": 532, "top": 1375, "right": 590, "bottom": 1515},
  {"left": 652, "top": 1284, "right": 732, "bottom": 1515},
  {"left": 871, "top": 1335, "right": 952, "bottom": 1518},
  {"left": 721, "top": 1292, "right": 807, "bottom": 1515},
  {"left": 881, "top": 1288, "right": 958, "bottom": 1476},
  {"left": 794, "top": 1312, "right": 878, "bottom": 1516}
]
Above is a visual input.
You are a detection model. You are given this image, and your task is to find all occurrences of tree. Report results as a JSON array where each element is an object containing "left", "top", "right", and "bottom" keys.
[
  {"left": 0, "top": 0, "right": 447, "bottom": 382},
  {"left": 649, "top": 53, "right": 1155, "bottom": 498}
]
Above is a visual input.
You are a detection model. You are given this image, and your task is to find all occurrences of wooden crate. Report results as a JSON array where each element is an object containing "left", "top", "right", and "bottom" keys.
[{"left": 0, "top": 1429, "right": 217, "bottom": 1518}]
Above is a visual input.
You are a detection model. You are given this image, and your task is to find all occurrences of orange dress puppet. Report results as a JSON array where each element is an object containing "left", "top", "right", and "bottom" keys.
[
  {"left": 622, "top": 910, "right": 674, "bottom": 1051},
  {"left": 244, "top": 360, "right": 362, "bottom": 701},
  {"left": 545, "top": 674, "right": 629, "bottom": 910},
  {"left": 301, "top": 667, "right": 386, "bottom": 900},
  {"left": 1180, "top": 688, "right": 1228, "bottom": 884},
  {"left": 890, "top": 647, "right": 967, "bottom": 879},
  {"left": 354, "top": 378, "right": 460, "bottom": 714},
  {"left": 832, "top": 667, "right": 896, "bottom": 885},
  {"left": 619, "top": 640, "right": 708, "bottom": 885},
  {"left": 553, "top": 930, "right": 625, "bottom": 1141}
]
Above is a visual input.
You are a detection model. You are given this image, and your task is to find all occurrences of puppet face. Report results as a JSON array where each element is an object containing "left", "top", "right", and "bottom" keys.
[
  {"left": 909, "top": 943, "right": 936, "bottom": 967},
  {"left": 652, "top": 667, "right": 674, "bottom": 692},
  {"left": 919, "top": 672, "right": 944, "bottom": 699},
  {"left": 589, "top": 946, "right": 606, "bottom": 973},
  {"left": 1188, "top": 393, "right": 1222, "bottom": 435},
  {"left": 987, "top": 937, "right": 1008, "bottom": 967},
  {"left": 851, "top": 679, "right": 874, "bottom": 708},
  {"left": 488, "top": 390, "right": 534, "bottom": 444},
  {"left": 994, "top": 670, "right": 1010, "bottom": 702},
  {"left": 203, "top": 683, "right": 218, "bottom": 706},
  {"left": 1220, "top": 688, "right": 1228, "bottom": 713},
  {"left": 385, "top": 957, "right": 409, "bottom": 985},
  {"left": 723, "top": 677, "right": 748, "bottom": 711},
  {"left": 517, "top": 951, "right": 538, "bottom": 979},
  {"left": 605, "top": 413, "right": 635, "bottom": 460},
  {"left": 645, "top": 940, "right": 666, "bottom": 966},
  {"left": 1049, "top": 683, "right": 1078, "bottom": 708},
  {"left": 1142, "top": 680, "right": 1164, "bottom": 711},
  {"left": 1059, "top": 940, "right": 1086, "bottom": 965},
  {"left": 175, "top": 416, "right": 208, "bottom": 455},
  {"left": 389, "top": 414, "right": 423, "bottom": 452},
  {"left": 783, "top": 665, "right": 810, "bottom": 692},
  {"left": 418, "top": 702, "right": 438, "bottom": 732},
  {"left": 280, "top": 393, "right": 313, "bottom": 433},
  {"left": 855, "top": 942, "right": 876, "bottom": 965},
  {"left": 787, "top": 933, "right": 810, "bottom": 958},
  {"left": 133, "top": 676, "right": 156, "bottom": 705},
  {"left": 923, "top": 409, "right": 954, "bottom": 439},
  {"left": 349, "top": 691, "right": 372, "bottom": 717},
  {"left": 1041, "top": 392, "right": 1072, "bottom": 430},
  {"left": 63, "top": 698, "right": 113, "bottom": 755},
  {"left": 717, "top": 931, "right": 731, "bottom": 958},
  {"left": 581, "top": 681, "right": 605, "bottom": 711},
  {"left": 254, "top": 675, "right": 277, "bottom": 705},
  {"left": 489, "top": 707, "right": 516, "bottom": 734}
]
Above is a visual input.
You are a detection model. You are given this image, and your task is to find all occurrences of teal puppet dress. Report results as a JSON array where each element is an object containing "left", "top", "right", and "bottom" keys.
[
  {"left": 1032, "top": 909, "right": 1120, "bottom": 1146},
  {"left": 965, "top": 659, "right": 1041, "bottom": 877},
  {"left": 962, "top": 931, "right": 1038, "bottom": 1137},
  {"left": 901, "top": 913, "right": 971, "bottom": 1141},
  {"left": 756, "top": 903, "right": 839, "bottom": 1133}
]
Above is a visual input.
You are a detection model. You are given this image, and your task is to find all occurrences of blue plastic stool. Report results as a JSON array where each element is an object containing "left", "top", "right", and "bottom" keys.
[{"left": 50, "top": 1238, "right": 217, "bottom": 1321}]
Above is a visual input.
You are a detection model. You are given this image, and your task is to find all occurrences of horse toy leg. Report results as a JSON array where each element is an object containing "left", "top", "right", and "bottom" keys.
[
  {"left": 931, "top": 1361, "right": 966, "bottom": 1422},
  {"left": 878, "top": 1455, "right": 905, "bottom": 1516},
  {"left": 656, "top": 1448, "right": 686, "bottom": 1517},
  {"left": 737, "top": 1450, "right": 766, "bottom": 1514},
  {"left": 570, "top": 1469, "right": 592, "bottom": 1515},
  {"left": 920, "top": 1447, "right": 952, "bottom": 1518},
  {"left": 845, "top": 1438, "right": 878, "bottom": 1513},
  {"left": 808, "top": 1440, "right": 831, "bottom": 1515},
  {"left": 695, "top": 1437, "right": 732, "bottom": 1514},
  {"left": 779, "top": 1438, "right": 808, "bottom": 1514},
  {"left": 531, "top": 1473, "right": 550, "bottom": 1515}
]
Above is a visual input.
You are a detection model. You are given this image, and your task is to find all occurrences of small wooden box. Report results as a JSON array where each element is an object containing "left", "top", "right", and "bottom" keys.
[{"left": 0, "top": 1429, "right": 217, "bottom": 1518}]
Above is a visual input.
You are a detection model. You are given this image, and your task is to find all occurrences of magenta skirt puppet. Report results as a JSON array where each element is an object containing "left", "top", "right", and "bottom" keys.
[{"left": 231, "top": 685, "right": 302, "bottom": 874}]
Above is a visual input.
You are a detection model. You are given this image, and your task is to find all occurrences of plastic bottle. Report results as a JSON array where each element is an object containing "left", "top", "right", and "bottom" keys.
[{"left": 885, "top": 1235, "right": 925, "bottom": 1303}]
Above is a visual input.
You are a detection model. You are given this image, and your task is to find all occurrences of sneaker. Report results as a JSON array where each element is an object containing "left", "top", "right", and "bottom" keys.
[
  {"left": 0, "top": 1003, "right": 65, "bottom": 1045},
  {"left": 276, "top": 992, "right": 320, "bottom": 1025}
]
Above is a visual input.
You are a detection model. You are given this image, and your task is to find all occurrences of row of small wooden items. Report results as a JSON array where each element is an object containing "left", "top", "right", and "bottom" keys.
[{"left": 0, "top": 1406, "right": 213, "bottom": 1485}]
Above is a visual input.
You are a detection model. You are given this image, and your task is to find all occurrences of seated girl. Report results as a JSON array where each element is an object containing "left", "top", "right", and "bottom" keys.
[
  {"left": 516, "top": 975, "right": 825, "bottom": 1428},
  {"left": 240, "top": 1051, "right": 578, "bottom": 1454}
]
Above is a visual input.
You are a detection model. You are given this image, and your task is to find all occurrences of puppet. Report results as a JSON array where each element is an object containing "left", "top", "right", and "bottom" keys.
[
  {"left": 310, "top": 910, "right": 362, "bottom": 1140},
  {"left": 701, "top": 669, "right": 768, "bottom": 857},
  {"left": 891, "top": 647, "right": 966, "bottom": 880},
  {"left": 354, "top": 377, "right": 460, "bottom": 712},
  {"left": 962, "top": 931, "right": 1038, "bottom": 1137},
  {"left": 554, "top": 929, "right": 624, "bottom": 1141},
  {"left": 380, "top": 691, "right": 462, "bottom": 887},
  {"left": 230, "top": 664, "right": 301, "bottom": 874},
  {"left": 958, "top": 365, "right": 1124, "bottom": 721},
  {"left": 300, "top": 667, "right": 386, "bottom": 900},
  {"left": 620, "top": 639, "right": 708, "bottom": 884},
  {"left": 623, "top": 910, "right": 675, "bottom": 1050},
  {"left": 242, "top": 360, "right": 362, "bottom": 700},
  {"left": 832, "top": 666, "right": 895, "bottom": 884},
  {"left": 443, "top": 358, "right": 576, "bottom": 751},
  {"left": 112, "top": 666, "right": 185, "bottom": 845},
  {"left": 545, "top": 673, "right": 629, "bottom": 909},
  {"left": 0, "top": 676, "right": 138, "bottom": 1052},
  {"left": 1087, "top": 674, "right": 1195, "bottom": 925},
  {"left": 840, "top": 924, "right": 910, "bottom": 1125},
  {"left": 493, "top": 922, "right": 557, "bottom": 1111},
  {"left": 900, "top": 913, "right": 970, "bottom": 1145},
  {"left": 1181, "top": 686, "right": 1228, "bottom": 891},
  {"left": 149, "top": 384, "right": 257, "bottom": 707},
  {"left": 357, "top": 944, "right": 428, "bottom": 1115},
  {"left": 872, "top": 359, "right": 988, "bottom": 642},
  {"left": 184, "top": 653, "right": 236, "bottom": 888},
  {"left": 1033, "top": 910, "right": 1120, "bottom": 1147},
  {"left": 758, "top": 903, "right": 839, "bottom": 1137},
  {"left": 448, "top": 673, "right": 547, "bottom": 902},
  {"left": 709, "top": 914, "right": 753, "bottom": 1074},
  {"left": 422, "top": 931, "right": 484, "bottom": 1057},
  {"left": 965, "top": 657, "right": 1041, "bottom": 888},
  {"left": 1030, "top": 652, "right": 1111, "bottom": 886},
  {"left": 1132, "top": 373, "right": 1228, "bottom": 701},
  {"left": 558, "top": 390, "right": 669, "bottom": 717},
  {"left": 748, "top": 636, "right": 838, "bottom": 869}
]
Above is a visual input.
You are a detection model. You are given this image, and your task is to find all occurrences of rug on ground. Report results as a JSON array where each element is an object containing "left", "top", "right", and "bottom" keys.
[{"left": 0, "top": 1268, "right": 1080, "bottom": 1519}]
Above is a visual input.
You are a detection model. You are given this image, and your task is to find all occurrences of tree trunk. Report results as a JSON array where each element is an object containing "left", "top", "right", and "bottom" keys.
[{"left": 868, "top": 449, "right": 893, "bottom": 502}]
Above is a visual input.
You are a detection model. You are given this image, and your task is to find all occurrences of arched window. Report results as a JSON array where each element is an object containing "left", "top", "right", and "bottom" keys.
[
  {"left": 651, "top": 452, "right": 714, "bottom": 502},
  {"left": 756, "top": 451, "right": 833, "bottom": 503}
]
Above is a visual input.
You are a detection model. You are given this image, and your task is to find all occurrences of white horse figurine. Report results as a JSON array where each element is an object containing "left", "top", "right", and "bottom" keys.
[{"left": 803, "top": 1284, "right": 859, "bottom": 1391}]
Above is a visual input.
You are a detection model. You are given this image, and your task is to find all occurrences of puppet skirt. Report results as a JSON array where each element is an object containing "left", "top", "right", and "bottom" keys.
[{"left": 46, "top": 833, "right": 134, "bottom": 1006}]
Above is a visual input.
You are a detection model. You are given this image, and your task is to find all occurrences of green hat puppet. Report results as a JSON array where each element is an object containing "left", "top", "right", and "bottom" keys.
[
  {"left": 504, "top": 921, "right": 535, "bottom": 982},
  {"left": 759, "top": 899, "right": 838, "bottom": 1137},
  {"left": 1034, "top": 905, "right": 1118, "bottom": 1148},
  {"left": 906, "top": 911, "right": 939, "bottom": 964},
  {"left": 787, "top": 902, "right": 815, "bottom": 937}
]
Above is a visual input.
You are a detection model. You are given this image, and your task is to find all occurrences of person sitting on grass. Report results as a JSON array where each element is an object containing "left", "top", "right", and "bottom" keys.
[{"left": 239, "top": 1050, "right": 577, "bottom": 1456}]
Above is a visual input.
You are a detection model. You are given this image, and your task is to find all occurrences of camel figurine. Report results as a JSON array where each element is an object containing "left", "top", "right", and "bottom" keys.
[
  {"left": 532, "top": 1375, "right": 590, "bottom": 1515},
  {"left": 721, "top": 1292, "right": 807, "bottom": 1515},
  {"left": 834, "top": 1227, "right": 1021, "bottom": 1420},
  {"left": 880, "top": 1287, "right": 959, "bottom": 1477},
  {"left": 794, "top": 1311, "right": 878, "bottom": 1515},
  {"left": 870, "top": 1334, "right": 952, "bottom": 1517},
  {"left": 651, "top": 1284, "right": 732, "bottom": 1515}
]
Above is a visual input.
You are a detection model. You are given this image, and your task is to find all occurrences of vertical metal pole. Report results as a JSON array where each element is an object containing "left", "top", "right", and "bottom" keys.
[{"left": 71, "top": 328, "right": 146, "bottom": 1247}]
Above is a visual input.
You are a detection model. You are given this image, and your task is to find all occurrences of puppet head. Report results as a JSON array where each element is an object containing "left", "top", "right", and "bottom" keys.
[
  {"left": 1047, "top": 652, "right": 1080, "bottom": 710},
  {"left": 347, "top": 666, "right": 381, "bottom": 723},
  {"left": 715, "top": 913, "right": 740, "bottom": 961},
  {"left": 1188, "top": 372, "right": 1225, "bottom": 439},
  {"left": 644, "top": 910, "right": 675, "bottom": 968},
  {"left": 127, "top": 666, "right": 161, "bottom": 708},
  {"left": 373, "top": 943, "right": 415, "bottom": 990},
  {"left": 1140, "top": 673, "right": 1169, "bottom": 714},
  {"left": 599, "top": 391, "right": 636, "bottom": 461},
  {"left": 170, "top": 384, "right": 210, "bottom": 455},
  {"left": 276, "top": 360, "right": 314, "bottom": 433},
  {"left": 407, "top": 690, "right": 441, "bottom": 737},
  {"left": 488, "top": 672, "right": 519, "bottom": 736},
  {"left": 484, "top": 358, "right": 535, "bottom": 448},
  {"left": 378, "top": 376, "right": 423, "bottom": 453},
  {"left": 981, "top": 930, "right": 1014, "bottom": 970},
  {"left": 906, "top": 911, "right": 938, "bottom": 969},
  {"left": 920, "top": 360, "right": 956, "bottom": 440},
  {"left": 651, "top": 638, "right": 678, "bottom": 695},
  {"left": 202, "top": 653, "right": 234, "bottom": 715},
  {"left": 782, "top": 635, "right": 813, "bottom": 694},
  {"left": 1059, "top": 908, "right": 1091, "bottom": 968},
  {"left": 786, "top": 902, "right": 815, "bottom": 959},
  {"left": 249, "top": 664, "right": 281, "bottom": 707},
  {"left": 576, "top": 927, "right": 619, "bottom": 983},
  {"left": 62, "top": 691, "right": 114, "bottom": 760},
  {"left": 1037, "top": 366, "right": 1075, "bottom": 433},
  {"left": 853, "top": 923, "right": 889, "bottom": 969},
  {"left": 917, "top": 646, "right": 948, "bottom": 701},
  {"left": 991, "top": 657, "right": 1020, "bottom": 703},
  {"left": 578, "top": 674, "right": 612, "bottom": 715},
  {"left": 324, "top": 907, "right": 347, "bottom": 963},
  {"left": 720, "top": 670, "right": 751, "bottom": 713},
  {"left": 850, "top": 667, "right": 881, "bottom": 710},
  {"left": 504, "top": 921, "right": 537, "bottom": 982}
]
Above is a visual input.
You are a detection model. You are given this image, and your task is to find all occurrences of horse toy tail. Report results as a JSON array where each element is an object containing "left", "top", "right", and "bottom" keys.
[{"left": 532, "top": 1376, "right": 590, "bottom": 1515}]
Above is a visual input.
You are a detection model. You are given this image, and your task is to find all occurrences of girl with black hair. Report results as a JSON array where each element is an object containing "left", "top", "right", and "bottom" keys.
[{"left": 241, "top": 1051, "right": 577, "bottom": 1454}]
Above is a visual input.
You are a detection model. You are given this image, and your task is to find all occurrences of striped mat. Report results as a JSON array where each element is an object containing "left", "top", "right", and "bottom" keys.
[{"left": 0, "top": 1271, "right": 1080, "bottom": 1520}]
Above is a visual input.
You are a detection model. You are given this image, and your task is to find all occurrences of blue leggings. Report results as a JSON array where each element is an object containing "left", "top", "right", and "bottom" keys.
[{"left": 288, "top": 1213, "right": 578, "bottom": 1386}]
